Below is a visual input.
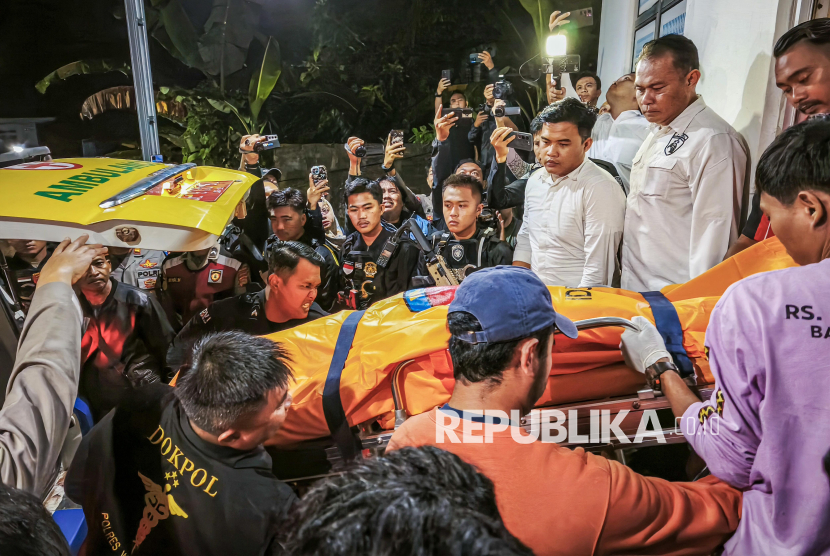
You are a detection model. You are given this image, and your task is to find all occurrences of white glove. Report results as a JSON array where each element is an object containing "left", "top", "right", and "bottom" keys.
[{"left": 620, "top": 316, "right": 671, "bottom": 373}]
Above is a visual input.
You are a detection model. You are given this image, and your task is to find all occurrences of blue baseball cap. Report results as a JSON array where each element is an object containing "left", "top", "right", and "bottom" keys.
[{"left": 449, "top": 266, "right": 578, "bottom": 343}]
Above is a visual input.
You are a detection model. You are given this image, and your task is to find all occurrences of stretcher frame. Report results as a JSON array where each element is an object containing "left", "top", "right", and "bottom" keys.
[{"left": 287, "top": 317, "right": 713, "bottom": 481}]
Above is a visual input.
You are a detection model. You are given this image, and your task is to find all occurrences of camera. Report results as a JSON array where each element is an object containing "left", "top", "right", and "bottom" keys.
[
  {"left": 469, "top": 53, "right": 479, "bottom": 64},
  {"left": 252, "top": 135, "right": 280, "bottom": 152},
  {"left": 390, "top": 129, "right": 404, "bottom": 145},
  {"left": 492, "top": 80, "right": 513, "bottom": 100},
  {"left": 311, "top": 165, "right": 327, "bottom": 185},
  {"left": 476, "top": 103, "right": 490, "bottom": 115},
  {"left": 345, "top": 141, "right": 366, "bottom": 158},
  {"left": 478, "top": 207, "right": 498, "bottom": 230}
]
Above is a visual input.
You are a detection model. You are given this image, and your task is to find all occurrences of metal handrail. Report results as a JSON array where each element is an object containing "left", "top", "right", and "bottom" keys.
[
  {"left": 98, "top": 163, "right": 196, "bottom": 209},
  {"left": 390, "top": 317, "right": 638, "bottom": 428}
]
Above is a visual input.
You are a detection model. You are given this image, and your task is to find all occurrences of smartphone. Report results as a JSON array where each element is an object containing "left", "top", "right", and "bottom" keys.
[
  {"left": 506, "top": 131, "right": 533, "bottom": 152},
  {"left": 390, "top": 130, "right": 405, "bottom": 145},
  {"left": 441, "top": 69, "right": 452, "bottom": 82},
  {"left": 310, "top": 165, "right": 327, "bottom": 185},
  {"left": 441, "top": 108, "right": 474, "bottom": 119}
]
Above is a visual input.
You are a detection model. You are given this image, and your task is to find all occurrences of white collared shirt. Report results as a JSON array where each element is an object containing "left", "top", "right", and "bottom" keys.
[
  {"left": 621, "top": 96, "right": 749, "bottom": 292},
  {"left": 514, "top": 158, "right": 626, "bottom": 287},
  {"left": 588, "top": 110, "right": 651, "bottom": 194}
]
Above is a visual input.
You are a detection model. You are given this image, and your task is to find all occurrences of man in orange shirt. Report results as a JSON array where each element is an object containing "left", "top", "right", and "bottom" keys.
[{"left": 387, "top": 266, "right": 741, "bottom": 556}]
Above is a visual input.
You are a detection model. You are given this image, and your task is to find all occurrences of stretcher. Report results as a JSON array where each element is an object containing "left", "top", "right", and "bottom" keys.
[{"left": 263, "top": 237, "right": 796, "bottom": 482}]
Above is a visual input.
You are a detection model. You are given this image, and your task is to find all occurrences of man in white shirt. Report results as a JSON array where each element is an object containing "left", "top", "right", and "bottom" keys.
[
  {"left": 588, "top": 73, "right": 651, "bottom": 194},
  {"left": 622, "top": 35, "right": 749, "bottom": 292},
  {"left": 509, "top": 98, "right": 625, "bottom": 287}
]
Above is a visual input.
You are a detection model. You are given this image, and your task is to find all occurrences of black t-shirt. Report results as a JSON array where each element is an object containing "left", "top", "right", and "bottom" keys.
[
  {"left": 339, "top": 227, "right": 422, "bottom": 308},
  {"left": 66, "top": 384, "right": 297, "bottom": 556},
  {"left": 166, "top": 289, "right": 328, "bottom": 372}
]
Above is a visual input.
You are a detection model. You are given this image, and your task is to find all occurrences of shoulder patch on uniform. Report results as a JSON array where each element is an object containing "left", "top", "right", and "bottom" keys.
[
  {"left": 200, "top": 308, "right": 211, "bottom": 324},
  {"left": 163, "top": 255, "right": 185, "bottom": 270},
  {"left": 215, "top": 254, "right": 242, "bottom": 269},
  {"left": 208, "top": 269, "right": 224, "bottom": 284}
]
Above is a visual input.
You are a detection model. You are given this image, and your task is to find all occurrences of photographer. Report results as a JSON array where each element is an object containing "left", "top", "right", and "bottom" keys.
[
  {"left": 433, "top": 51, "right": 498, "bottom": 115},
  {"left": 236, "top": 135, "right": 325, "bottom": 254},
  {"left": 468, "top": 84, "right": 519, "bottom": 171}
]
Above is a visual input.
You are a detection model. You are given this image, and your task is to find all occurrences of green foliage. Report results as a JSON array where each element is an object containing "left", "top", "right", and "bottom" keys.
[
  {"left": 410, "top": 125, "right": 435, "bottom": 145},
  {"left": 248, "top": 37, "right": 282, "bottom": 125},
  {"left": 517, "top": 0, "right": 554, "bottom": 54},
  {"left": 35, "top": 60, "right": 130, "bottom": 94}
]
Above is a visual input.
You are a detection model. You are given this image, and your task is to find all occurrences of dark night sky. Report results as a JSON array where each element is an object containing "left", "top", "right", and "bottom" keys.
[
  {"left": 0, "top": 0, "right": 602, "bottom": 157},
  {"left": 0, "top": 0, "right": 319, "bottom": 156}
]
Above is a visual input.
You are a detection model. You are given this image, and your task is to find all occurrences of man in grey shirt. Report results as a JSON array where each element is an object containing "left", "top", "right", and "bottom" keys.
[{"left": 0, "top": 235, "right": 106, "bottom": 495}]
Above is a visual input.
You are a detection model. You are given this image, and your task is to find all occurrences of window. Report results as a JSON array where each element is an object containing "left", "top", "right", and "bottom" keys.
[{"left": 632, "top": 0, "right": 688, "bottom": 69}]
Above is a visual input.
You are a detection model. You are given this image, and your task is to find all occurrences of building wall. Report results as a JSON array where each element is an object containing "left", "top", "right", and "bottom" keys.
[
  {"left": 596, "top": 0, "right": 638, "bottom": 106},
  {"left": 684, "top": 0, "right": 795, "bottom": 189}
]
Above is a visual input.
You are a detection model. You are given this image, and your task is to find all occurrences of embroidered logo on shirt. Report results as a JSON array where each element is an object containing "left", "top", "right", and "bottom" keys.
[
  {"left": 664, "top": 132, "right": 689, "bottom": 156},
  {"left": 364, "top": 262, "right": 378, "bottom": 278},
  {"left": 697, "top": 389, "right": 724, "bottom": 424},
  {"left": 451, "top": 244, "right": 465, "bottom": 261},
  {"left": 133, "top": 472, "right": 189, "bottom": 552},
  {"left": 139, "top": 259, "right": 158, "bottom": 269},
  {"left": 343, "top": 262, "right": 354, "bottom": 275},
  {"left": 208, "top": 270, "right": 223, "bottom": 284}
]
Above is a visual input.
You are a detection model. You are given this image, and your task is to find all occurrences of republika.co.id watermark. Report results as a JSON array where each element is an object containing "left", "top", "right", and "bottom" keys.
[{"left": 434, "top": 409, "right": 719, "bottom": 444}]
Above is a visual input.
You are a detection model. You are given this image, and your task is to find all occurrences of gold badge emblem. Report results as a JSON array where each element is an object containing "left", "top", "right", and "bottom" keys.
[{"left": 364, "top": 262, "right": 378, "bottom": 278}]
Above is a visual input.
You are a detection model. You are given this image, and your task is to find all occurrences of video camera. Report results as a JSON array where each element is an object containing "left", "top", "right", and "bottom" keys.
[{"left": 242, "top": 135, "right": 281, "bottom": 153}]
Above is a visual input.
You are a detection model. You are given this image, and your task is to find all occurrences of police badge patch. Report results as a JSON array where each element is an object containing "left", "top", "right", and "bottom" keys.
[
  {"left": 208, "top": 269, "right": 223, "bottom": 283},
  {"left": 664, "top": 132, "right": 688, "bottom": 156},
  {"left": 364, "top": 262, "right": 378, "bottom": 278},
  {"left": 451, "top": 244, "right": 464, "bottom": 262}
]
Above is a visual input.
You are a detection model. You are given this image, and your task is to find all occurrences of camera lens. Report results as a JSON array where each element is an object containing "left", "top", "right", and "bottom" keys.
[{"left": 354, "top": 145, "right": 366, "bottom": 157}]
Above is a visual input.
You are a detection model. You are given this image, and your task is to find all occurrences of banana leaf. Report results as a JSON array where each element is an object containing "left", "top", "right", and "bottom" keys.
[
  {"left": 150, "top": 0, "right": 207, "bottom": 72},
  {"left": 198, "top": 0, "right": 256, "bottom": 84},
  {"left": 517, "top": 0, "right": 555, "bottom": 53},
  {"left": 248, "top": 36, "right": 282, "bottom": 125},
  {"left": 36, "top": 60, "right": 130, "bottom": 94},
  {"left": 79, "top": 87, "right": 187, "bottom": 121}
]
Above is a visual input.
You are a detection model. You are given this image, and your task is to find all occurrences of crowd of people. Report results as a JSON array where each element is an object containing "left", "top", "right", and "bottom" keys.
[{"left": 0, "top": 11, "right": 829, "bottom": 556}]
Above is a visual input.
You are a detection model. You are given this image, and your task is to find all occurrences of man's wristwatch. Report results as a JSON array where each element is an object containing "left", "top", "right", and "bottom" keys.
[
  {"left": 380, "top": 163, "right": 393, "bottom": 172},
  {"left": 435, "top": 92, "right": 442, "bottom": 97},
  {"left": 645, "top": 360, "right": 679, "bottom": 391}
]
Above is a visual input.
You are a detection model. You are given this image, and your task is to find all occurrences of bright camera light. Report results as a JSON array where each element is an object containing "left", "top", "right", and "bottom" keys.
[
  {"left": 11, "top": 146, "right": 24, "bottom": 153},
  {"left": 546, "top": 35, "right": 567, "bottom": 57}
]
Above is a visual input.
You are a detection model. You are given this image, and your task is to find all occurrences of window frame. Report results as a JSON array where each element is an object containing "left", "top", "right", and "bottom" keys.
[{"left": 632, "top": 0, "right": 687, "bottom": 70}]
